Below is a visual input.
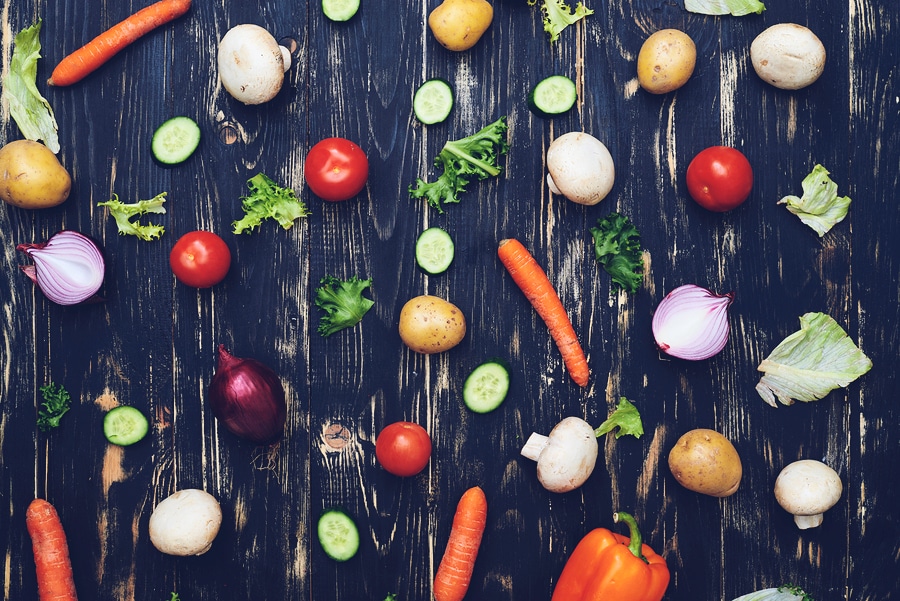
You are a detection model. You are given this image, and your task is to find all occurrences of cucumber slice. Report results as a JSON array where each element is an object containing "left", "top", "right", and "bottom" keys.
[
  {"left": 151, "top": 116, "right": 201, "bottom": 165},
  {"left": 528, "top": 75, "right": 578, "bottom": 118},
  {"left": 322, "top": 0, "right": 360, "bottom": 22},
  {"left": 463, "top": 360, "right": 510, "bottom": 413},
  {"left": 413, "top": 79, "right": 454, "bottom": 125},
  {"left": 103, "top": 406, "right": 149, "bottom": 446},
  {"left": 317, "top": 508, "right": 360, "bottom": 561},
  {"left": 415, "top": 227, "right": 455, "bottom": 275}
]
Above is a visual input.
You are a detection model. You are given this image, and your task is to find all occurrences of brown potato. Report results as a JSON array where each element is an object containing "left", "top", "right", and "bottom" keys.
[
  {"left": 398, "top": 294, "right": 466, "bottom": 354},
  {"left": 637, "top": 29, "right": 697, "bottom": 94},
  {"left": 668, "top": 428, "right": 742, "bottom": 497},
  {"left": 428, "top": 0, "right": 493, "bottom": 52},
  {"left": 0, "top": 140, "right": 72, "bottom": 209}
]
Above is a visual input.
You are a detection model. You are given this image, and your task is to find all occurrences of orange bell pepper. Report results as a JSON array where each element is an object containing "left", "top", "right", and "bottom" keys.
[{"left": 551, "top": 511, "right": 670, "bottom": 601}]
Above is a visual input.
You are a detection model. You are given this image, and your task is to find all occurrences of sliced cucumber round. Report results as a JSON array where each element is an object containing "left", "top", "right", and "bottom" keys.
[
  {"left": 415, "top": 227, "right": 455, "bottom": 275},
  {"left": 151, "top": 116, "right": 201, "bottom": 165},
  {"left": 528, "top": 75, "right": 578, "bottom": 118},
  {"left": 317, "top": 508, "right": 360, "bottom": 561},
  {"left": 322, "top": 0, "right": 360, "bottom": 22},
  {"left": 463, "top": 360, "right": 511, "bottom": 413},
  {"left": 103, "top": 406, "right": 149, "bottom": 446},
  {"left": 413, "top": 79, "right": 454, "bottom": 125}
]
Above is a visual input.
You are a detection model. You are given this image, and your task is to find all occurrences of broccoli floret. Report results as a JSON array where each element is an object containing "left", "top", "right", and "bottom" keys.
[
  {"left": 409, "top": 116, "right": 509, "bottom": 212},
  {"left": 315, "top": 275, "right": 375, "bottom": 336},
  {"left": 590, "top": 212, "right": 644, "bottom": 294}
]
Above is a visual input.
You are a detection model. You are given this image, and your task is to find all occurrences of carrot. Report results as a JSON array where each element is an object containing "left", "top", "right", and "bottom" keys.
[
  {"left": 497, "top": 238, "right": 589, "bottom": 387},
  {"left": 48, "top": 0, "right": 192, "bottom": 86},
  {"left": 433, "top": 486, "right": 488, "bottom": 601},
  {"left": 25, "top": 498, "right": 78, "bottom": 601}
]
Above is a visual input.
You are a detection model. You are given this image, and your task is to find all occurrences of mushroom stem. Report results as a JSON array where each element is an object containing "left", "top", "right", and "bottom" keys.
[
  {"left": 520, "top": 432, "right": 549, "bottom": 462},
  {"left": 793, "top": 514, "right": 824, "bottom": 529}
]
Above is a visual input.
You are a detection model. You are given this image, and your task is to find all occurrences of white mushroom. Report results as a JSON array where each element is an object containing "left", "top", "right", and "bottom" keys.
[
  {"left": 545, "top": 132, "right": 615, "bottom": 206},
  {"left": 520, "top": 416, "right": 599, "bottom": 493},
  {"left": 149, "top": 489, "right": 223, "bottom": 555},
  {"left": 750, "top": 23, "right": 826, "bottom": 90},
  {"left": 217, "top": 24, "right": 291, "bottom": 105},
  {"left": 774, "top": 459, "right": 842, "bottom": 529}
]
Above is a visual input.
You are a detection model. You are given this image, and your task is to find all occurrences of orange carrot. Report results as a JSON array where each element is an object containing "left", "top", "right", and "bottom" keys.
[
  {"left": 48, "top": 0, "right": 192, "bottom": 86},
  {"left": 433, "top": 486, "right": 488, "bottom": 601},
  {"left": 25, "top": 498, "right": 78, "bottom": 601},
  {"left": 497, "top": 238, "right": 589, "bottom": 387}
]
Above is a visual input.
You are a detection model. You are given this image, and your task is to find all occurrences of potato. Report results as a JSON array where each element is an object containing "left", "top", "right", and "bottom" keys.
[
  {"left": 637, "top": 29, "right": 697, "bottom": 94},
  {"left": 0, "top": 140, "right": 72, "bottom": 209},
  {"left": 667, "top": 428, "right": 742, "bottom": 497},
  {"left": 398, "top": 294, "right": 466, "bottom": 354},
  {"left": 750, "top": 23, "right": 826, "bottom": 90},
  {"left": 428, "top": 0, "right": 493, "bottom": 52}
]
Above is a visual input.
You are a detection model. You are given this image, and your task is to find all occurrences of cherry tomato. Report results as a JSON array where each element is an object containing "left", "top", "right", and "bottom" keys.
[
  {"left": 375, "top": 421, "right": 432, "bottom": 477},
  {"left": 304, "top": 137, "right": 369, "bottom": 202},
  {"left": 685, "top": 146, "right": 754, "bottom": 212},
  {"left": 169, "top": 231, "right": 231, "bottom": 288}
]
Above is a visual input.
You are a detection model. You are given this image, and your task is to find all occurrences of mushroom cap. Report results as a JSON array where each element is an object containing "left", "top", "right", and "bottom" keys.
[
  {"left": 217, "top": 24, "right": 288, "bottom": 105},
  {"left": 750, "top": 23, "right": 826, "bottom": 90},
  {"left": 774, "top": 459, "right": 842, "bottom": 528},
  {"left": 535, "top": 416, "right": 599, "bottom": 493},
  {"left": 545, "top": 132, "right": 615, "bottom": 206},
  {"left": 149, "top": 489, "right": 223, "bottom": 556}
]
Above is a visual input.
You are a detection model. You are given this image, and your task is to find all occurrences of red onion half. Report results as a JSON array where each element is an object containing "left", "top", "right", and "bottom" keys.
[
  {"left": 16, "top": 230, "right": 105, "bottom": 305},
  {"left": 208, "top": 345, "right": 287, "bottom": 445},
  {"left": 652, "top": 284, "right": 735, "bottom": 360}
]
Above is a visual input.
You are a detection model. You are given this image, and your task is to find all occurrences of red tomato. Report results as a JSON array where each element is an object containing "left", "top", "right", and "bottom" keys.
[
  {"left": 304, "top": 137, "right": 369, "bottom": 201},
  {"left": 685, "top": 146, "right": 754, "bottom": 212},
  {"left": 169, "top": 231, "right": 231, "bottom": 288},
  {"left": 375, "top": 421, "right": 432, "bottom": 477}
]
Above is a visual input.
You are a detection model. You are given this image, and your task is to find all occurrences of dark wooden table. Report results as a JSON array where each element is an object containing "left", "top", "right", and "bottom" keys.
[{"left": 2, "top": 0, "right": 898, "bottom": 599}]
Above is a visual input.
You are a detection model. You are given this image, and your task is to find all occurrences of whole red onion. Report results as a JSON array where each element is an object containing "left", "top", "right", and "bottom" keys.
[{"left": 208, "top": 345, "right": 287, "bottom": 444}]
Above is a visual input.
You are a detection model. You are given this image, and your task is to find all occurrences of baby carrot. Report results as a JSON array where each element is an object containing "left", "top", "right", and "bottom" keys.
[
  {"left": 48, "top": 0, "right": 192, "bottom": 86},
  {"left": 433, "top": 486, "right": 488, "bottom": 601},
  {"left": 25, "top": 498, "right": 78, "bottom": 600},
  {"left": 497, "top": 238, "right": 589, "bottom": 387}
]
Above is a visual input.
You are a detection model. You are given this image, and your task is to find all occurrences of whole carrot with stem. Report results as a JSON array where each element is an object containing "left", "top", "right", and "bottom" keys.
[
  {"left": 433, "top": 486, "right": 488, "bottom": 601},
  {"left": 497, "top": 238, "right": 589, "bottom": 387},
  {"left": 25, "top": 498, "right": 78, "bottom": 600},
  {"left": 48, "top": 0, "right": 192, "bottom": 86}
]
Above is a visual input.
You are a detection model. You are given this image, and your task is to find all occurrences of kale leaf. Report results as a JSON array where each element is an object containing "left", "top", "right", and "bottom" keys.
[{"left": 37, "top": 381, "right": 71, "bottom": 432}]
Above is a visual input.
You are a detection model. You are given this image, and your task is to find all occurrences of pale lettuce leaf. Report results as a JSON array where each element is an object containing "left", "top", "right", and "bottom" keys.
[
  {"left": 2, "top": 21, "right": 60, "bottom": 153},
  {"left": 685, "top": 0, "right": 765, "bottom": 16},
  {"left": 732, "top": 585, "right": 813, "bottom": 601},
  {"left": 529, "top": 0, "right": 594, "bottom": 43},
  {"left": 756, "top": 313, "right": 872, "bottom": 407},
  {"left": 778, "top": 164, "right": 851, "bottom": 237}
]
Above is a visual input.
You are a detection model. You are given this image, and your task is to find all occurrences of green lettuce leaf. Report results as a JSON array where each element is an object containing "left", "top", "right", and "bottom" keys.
[
  {"left": 778, "top": 164, "right": 851, "bottom": 237},
  {"left": 233, "top": 173, "right": 310, "bottom": 234},
  {"left": 594, "top": 397, "right": 644, "bottom": 439},
  {"left": 2, "top": 21, "right": 60, "bottom": 153},
  {"left": 98, "top": 193, "right": 167, "bottom": 241},
  {"left": 684, "top": 0, "right": 765, "bottom": 16},
  {"left": 756, "top": 312, "right": 872, "bottom": 407},
  {"left": 590, "top": 212, "right": 644, "bottom": 294},
  {"left": 315, "top": 275, "right": 375, "bottom": 336},
  {"left": 731, "top": 585, "right": 813, "bottom": 601},
  {"left": 529, "top": 0, "right": 594, "bottom": 42}
]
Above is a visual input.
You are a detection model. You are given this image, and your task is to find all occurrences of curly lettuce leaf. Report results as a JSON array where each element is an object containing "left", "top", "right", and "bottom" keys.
[
  {"left": 315, "top": 275, "right": 375, "bottom": 336},
  {"left": 731, "top": 585, "right": 813, "bottom": 601},
  {"left": 528, "top": 0, "right": 594, "bottom": 42},
  {"left": 756, "top": 312, "right": 872, "bottom": 407},
  {"left": 685, "top": 0, "right": 765, "bottom": 16},
  {"left": 2, "top": 21, "right": 60, "bottom": 153},
  {"left": 98, "top": 193, "right": 167, "bottom": 241},
  {"left": 777, "top": 164, "right": 851, "bottom": 237},
  {"left": 409, "top": 117, "right": 508, "bottom": 212},
  {"left": 590, "top": 212, "right": 644, "bottom": 294},
  {"left": 594, "top": 397, "right": 644, "bottom": 439},
  {"left": 37, "top": 382, "right": 71, "bottom": 432},
  {"left": 233, "top": 173, "right": 310, "bottom": 234}
]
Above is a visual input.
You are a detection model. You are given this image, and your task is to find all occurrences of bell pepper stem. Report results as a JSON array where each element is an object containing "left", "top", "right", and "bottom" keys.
[{"left": 613, "top": 511, "right": 646, "bottom": 561}]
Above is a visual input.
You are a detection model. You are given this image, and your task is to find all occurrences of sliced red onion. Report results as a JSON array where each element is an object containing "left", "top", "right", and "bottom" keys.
[
  {"left": 208, "top": 345, "right": 287, "bottom": 445},
  {"left": 16, "top": 230, "right": 105, "bottom": 305},
  {"left": 652, "top": 284, "right": 735, "bottom": 360}
]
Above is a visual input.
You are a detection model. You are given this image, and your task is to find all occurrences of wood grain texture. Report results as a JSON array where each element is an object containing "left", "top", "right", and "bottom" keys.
[{"left": 1, "top": 0, "right": 898, "bottom": 599}]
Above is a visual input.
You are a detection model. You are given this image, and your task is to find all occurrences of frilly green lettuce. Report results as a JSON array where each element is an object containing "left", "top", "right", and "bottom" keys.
[
  {"left": 778, "top": 164, "right": 852, "bottom": 237},
  {"left": 685, "top": 0, "right": 765, "bottom": 16},
  {"left": 756, "top": 312, "right": 872, "bottom": 407},
  {"left": 2, "top": 21, "right": 60, "bottom": 153}
]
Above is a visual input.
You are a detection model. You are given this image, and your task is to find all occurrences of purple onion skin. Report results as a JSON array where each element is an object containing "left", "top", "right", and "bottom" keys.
[{"left": 208, "top": 345, "right": 287, "bottom": 445}]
